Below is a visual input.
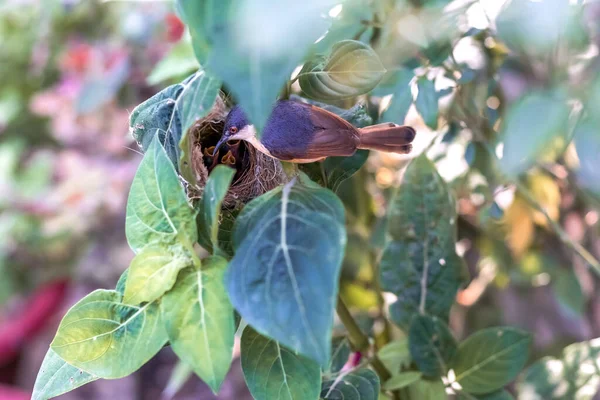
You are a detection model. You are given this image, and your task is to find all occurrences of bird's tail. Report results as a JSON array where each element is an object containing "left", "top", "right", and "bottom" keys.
[{"left": 357, "top": 123, "right": 416, "bottom": 153}]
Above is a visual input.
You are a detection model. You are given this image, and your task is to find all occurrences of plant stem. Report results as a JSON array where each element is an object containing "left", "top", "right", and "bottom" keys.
[
  {"left": 515, "top": 179, "right": 600, "bottom": 276},
  {"left": 336, "top": 297, "right": 391, "bottom": 381}
]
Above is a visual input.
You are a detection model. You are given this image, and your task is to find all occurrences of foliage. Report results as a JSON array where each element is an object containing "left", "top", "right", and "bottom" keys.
[{"left": 21, "top": 0, "right": 600, "bottom": 399}]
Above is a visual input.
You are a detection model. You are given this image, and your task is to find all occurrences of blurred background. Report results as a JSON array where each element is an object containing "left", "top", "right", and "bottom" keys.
[{"left": 1, "top": 0, "right": 600, "bottom": 399}]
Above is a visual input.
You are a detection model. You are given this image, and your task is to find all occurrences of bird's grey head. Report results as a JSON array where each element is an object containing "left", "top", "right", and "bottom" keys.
[{"left": 213, "top": 105, "right": 256, "bottom": 155}]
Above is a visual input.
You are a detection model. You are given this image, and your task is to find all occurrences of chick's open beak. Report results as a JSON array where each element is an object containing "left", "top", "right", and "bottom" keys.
[{"left": 213, "top": 136, "right": 228, "bottom": 156}]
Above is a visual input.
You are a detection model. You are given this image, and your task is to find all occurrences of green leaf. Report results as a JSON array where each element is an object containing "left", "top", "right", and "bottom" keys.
[
  {"left": 227, "top": 175, "right": 346, "bottom": 366},
  {"left": 161, "top": 256, "right": 234, "bottom": 393},
  {"left": 327, "top": 337, "right": 351, "bottom": 375},
  {"left": 123, "top": 247, "right": 190, "bottom": 305},
  {"left": 201, "top": 0, "right": 335, "bottom": 133},
  {"left": 406, "top": 378, "right": 446, "bottom": 400},
  {"left": 129, "top": 69, "right": 220, "bottom": 171},
  {"left": 473, "top": 390, "right": 514, "bottom": 400},
  {"left": 323, "top": 150, "right": 370, "bottom": 192},
  {"left": 115, "top": 269, "right": 129, "bottom": 295},
  {"left": 380, "top": 155, "right": 464, "bottom": 329},
  {"left": 196, "top": 165, "right": 235, "bottom": 254},
  {"left": 147, "top": 39, "right": 199, "bottom": 85},
  {"left": 125, "top": 138, "right": 197, "bottom": 253},
  {"left": 380, "top": 68, "right": 414, "bottom": 126},
  {"left": 313, "top": 0, "right": 373, "bottom": 53},
  {"left": 517, "top": 338, "right": 600, "bottom": 400},
  {"left": 409, "top": 315, "right": 457, "bottom": 377},
  {"left": 33, "top": 349, "right": 98, "bottom": 400},
  {"left": 496, "top": 0, "right": 587, "bottom": 57},
  {"left": 299, "top": 40, "right": 386, "bottom": 101},
  {"left": 453, "top": 327, "right": 532, "bottom": 394},
  {"left": 574, "top": 120, "right": 600, "bottom": 197},
  {"left": 415, "top": 77, "right": 438, "bottom": 129},
  {"left": 241, "top": 326, "right": 321, "bottom": 400},
  {"left": 321, "top": 368, "right": 380, "bottom": 400},
  {"left": 498, "top": 89, "right": 571, "bottom": 178},
  {"left": 383, "top": 371, "right": 422, "bottom": 391},
  {"left": 50, "top": 290, "right": 167, "bottom": 379},
  {"left": 553, "top": 269, "right": 585, "bottom": 317},
  {"left": 378, "top": 339, "right": 412, "bottom": 374}
]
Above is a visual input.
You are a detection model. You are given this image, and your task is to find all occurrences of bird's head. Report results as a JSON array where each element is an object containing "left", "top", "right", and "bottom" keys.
[{"left": 213, "top": 105, "right": 256, "bottom": 155}]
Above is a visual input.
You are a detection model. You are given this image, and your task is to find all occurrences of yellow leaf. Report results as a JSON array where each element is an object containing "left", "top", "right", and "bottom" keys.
[
  {"left": 503, "top": 196, "right": 535, "bottom": 257},
  {"left": 528, "top": 173, "right": 561, "bottom": 226},
  {"left": 340, "top": 282, "right": 379, "bottom": 310}
]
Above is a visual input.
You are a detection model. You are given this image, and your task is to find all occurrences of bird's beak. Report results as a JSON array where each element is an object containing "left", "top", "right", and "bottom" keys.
[{"left": 213, "top": 137, "right": 228, "bottom": 156}]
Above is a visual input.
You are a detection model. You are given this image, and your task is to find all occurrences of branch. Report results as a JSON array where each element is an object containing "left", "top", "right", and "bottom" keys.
[{"left": 335, "top": 297, "right": 391, "bottom": 381}]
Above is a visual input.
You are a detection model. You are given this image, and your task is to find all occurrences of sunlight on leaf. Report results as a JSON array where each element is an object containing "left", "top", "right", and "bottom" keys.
[
  {"left": 518, "top": 338, "right": 600, "bottom": 400},
  {"left": 50, "top": 290, "right": 167, "bottom": 379},
  {"left": 125, "top": 138, "right": 197, "bottom": 253},
  {"left": 299, "top": 40, "right": 386, "bottom": 101},
  {"left": 161, "top": 256, "right": 235, "bottom": 393},
  {"left": 123, "top": 247, "right": 191, "bottom": 305}
]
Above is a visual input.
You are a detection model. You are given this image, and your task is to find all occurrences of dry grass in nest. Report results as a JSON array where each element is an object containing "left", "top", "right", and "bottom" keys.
[{"left": 185, "top": 95, "right": 286, "bottom": 208}]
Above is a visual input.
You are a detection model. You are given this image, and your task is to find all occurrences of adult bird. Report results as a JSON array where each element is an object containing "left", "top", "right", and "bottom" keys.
[{"left": 213, "top": 100, "right": 416, "bottom": 163}]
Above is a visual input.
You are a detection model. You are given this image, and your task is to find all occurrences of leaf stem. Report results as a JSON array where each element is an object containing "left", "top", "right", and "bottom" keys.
[{"left": 336, "top": 297, "right": 391, "bottom": 381}]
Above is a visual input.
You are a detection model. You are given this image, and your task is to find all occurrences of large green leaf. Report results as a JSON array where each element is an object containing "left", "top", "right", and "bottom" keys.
[
  {"left": 161, "top": 256, "right": 234, "bottom": 393},
  {"left": 321, "top": 368, "right": 380, "bottom": 400},
  {"left": 125, "top": 138, "right": 197, "bottom": 253},
  {"left": 517, "top": 338, "right": 600, "bottom": 400},
  {"left": 299, "top": 40, "right": 386, "bottom": 101},
  {"left": 498, "top": 89, "right": 571, "bottom": 178},
  {"left": 406, "top": 378, "right": 447, "bottom": 400},
  {"left": 378, "top": 339, "right": 412, "bottom": 374},
  {"left": 380, "top": 155, "right": 464, "bottom": 329},
  {"left": 227, "top": 174, "right": 346, "bottom": 365},
  {"left": 454, "top": 327, "right": 532, "bottom": 394},
  {"left": 241, "top": 326, "right": 321, "bottom": 400},
  {"left": 129, "top": 69, "right": 220, "bottom": 171},
  {"left": 33, "top": 349, "right": 98, "bottom": 400},
  {"left": 409, "top": 314, "right": 457, "bottom": 377},
  {"left": 50, "top": 290, "right": 167, "bottom": 379},
  {"left": 415, "top": 77, "right": 438, "bottom": 129},
  {"left": 383, "top": 371, "right": 422, "bottom": 391},
  {"left": 196, "top": 165, "right": 235, "bottom": 254},
  {"left": 188, "top": 0, "right": 336, "bottom": 133},
  {"left": 123, "top": 247, "right": 190, "bottom": 305}
]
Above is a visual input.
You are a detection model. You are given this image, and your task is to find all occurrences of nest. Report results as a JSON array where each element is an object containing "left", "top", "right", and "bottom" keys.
[{"left": 185, "top": 95, "right": 286, "bottom": 208}]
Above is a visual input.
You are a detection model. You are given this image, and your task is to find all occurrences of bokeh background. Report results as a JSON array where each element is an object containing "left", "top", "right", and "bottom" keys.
[{"left": 1, "top": 0, "right": 600, "bottom": 399}]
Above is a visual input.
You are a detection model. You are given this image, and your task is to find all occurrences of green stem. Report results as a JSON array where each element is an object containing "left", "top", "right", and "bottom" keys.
[{"left": 336, "top": 297, "right": 392, "bottom": 382}]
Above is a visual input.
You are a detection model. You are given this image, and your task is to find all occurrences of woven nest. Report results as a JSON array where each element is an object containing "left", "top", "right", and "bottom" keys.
[{"left": 185, "top": 95, "right": 286, "bottom": 208}]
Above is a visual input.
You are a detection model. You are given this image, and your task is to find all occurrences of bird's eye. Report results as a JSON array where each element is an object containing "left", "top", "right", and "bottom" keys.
[{"left": 230, "top": 126, "right": 238, "bottom": 134}]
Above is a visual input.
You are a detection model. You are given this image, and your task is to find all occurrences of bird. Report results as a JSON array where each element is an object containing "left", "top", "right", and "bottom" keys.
[{"left": 213, "top": 100, "right": 416, "bottom": 163}]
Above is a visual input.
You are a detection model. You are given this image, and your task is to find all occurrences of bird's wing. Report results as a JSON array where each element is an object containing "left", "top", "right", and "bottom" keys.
[{"left": 268, "top": 103, "right": 359, "bottom": 161}]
